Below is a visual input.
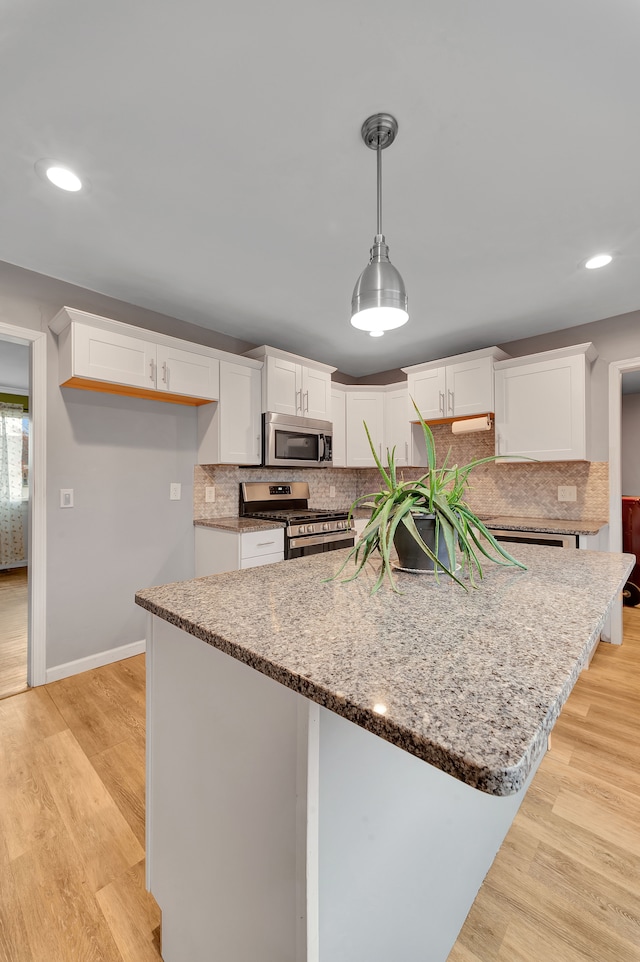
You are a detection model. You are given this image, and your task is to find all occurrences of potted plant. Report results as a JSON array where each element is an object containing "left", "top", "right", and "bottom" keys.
[{"left": 328, "top": 402, "right": 526, "bottom": 593}]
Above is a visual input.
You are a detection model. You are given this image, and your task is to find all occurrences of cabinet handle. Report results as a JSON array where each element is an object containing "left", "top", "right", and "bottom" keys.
[
  {"left": 149, "top": 358, "right": 155, "bottom": 383},
  {"left": 448, "top": 389, "right": 454, "bottom": 414},
  {"left": 496, "top": 433, "right": 502, "bottom": 454},
  {"left": 257, "top": 540, "right": 275, "bottom": 546},
  {"left": 439, "top": 391, "right": 445, "bottom": 416},
  {"left": 297, "top": 388, "right": 302, "bottom": 414},
  {"left": 256, "top": 435, "right": 261, "bottom": 457},
  {"left": 304, "top": 390, "right": 309, "bottom": 414},
  {"left": 405, "top": 440, "right": 409, "bottom": 462},
  {"left": 162, "top": 361, "right": 167, "bottom": 385}
]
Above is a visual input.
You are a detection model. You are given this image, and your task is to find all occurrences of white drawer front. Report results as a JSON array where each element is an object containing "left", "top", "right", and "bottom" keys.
[
  {"left": 240, "top": 551, "right": 284, "bottom": 569},
  {"left": 240, "top": 528, "right": 284, "bottom": 560}
]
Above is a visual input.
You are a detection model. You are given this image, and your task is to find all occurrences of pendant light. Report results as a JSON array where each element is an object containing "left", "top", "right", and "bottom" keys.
[{"left": 351, "top": 113, "right": 408, "bottom": 336}]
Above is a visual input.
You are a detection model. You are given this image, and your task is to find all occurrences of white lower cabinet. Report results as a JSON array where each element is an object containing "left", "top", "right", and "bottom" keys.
[
  {"left": 198, "top": 359, "right": 262, "bottom": 465},
  {"left": 494, "top": 343, "right": 596, "bottom": 461},
  {"left": 195, "top": 526, "right": 284, "bottom": 576}
]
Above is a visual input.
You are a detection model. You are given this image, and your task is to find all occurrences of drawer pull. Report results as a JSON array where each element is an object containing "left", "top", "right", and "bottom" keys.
[{"left": 256, "top": 540, "right": 275, "bottom": 546}]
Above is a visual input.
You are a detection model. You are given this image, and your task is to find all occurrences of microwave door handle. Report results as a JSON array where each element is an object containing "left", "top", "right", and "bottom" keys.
[{"left": 318, "top": 434, "right": 325, "bottom": 462}]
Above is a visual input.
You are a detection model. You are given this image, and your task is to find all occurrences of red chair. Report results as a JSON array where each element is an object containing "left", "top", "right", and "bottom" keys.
[{"left": 622, "top": 496, "right": 640, "bottom": 606}]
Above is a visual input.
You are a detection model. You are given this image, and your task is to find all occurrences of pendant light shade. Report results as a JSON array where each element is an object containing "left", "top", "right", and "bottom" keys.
[{"left": 350, "top": 113, "right": 408, "bottom": 335}]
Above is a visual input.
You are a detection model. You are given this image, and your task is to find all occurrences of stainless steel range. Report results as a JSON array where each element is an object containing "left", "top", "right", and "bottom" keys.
[{"left": 239, "top": 481, "right": 355, "bottom": 560}]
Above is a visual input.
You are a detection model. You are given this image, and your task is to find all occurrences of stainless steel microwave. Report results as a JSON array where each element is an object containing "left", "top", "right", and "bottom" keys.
[{"left": 262, "top": 412, "right": 333, "bottom": 468}]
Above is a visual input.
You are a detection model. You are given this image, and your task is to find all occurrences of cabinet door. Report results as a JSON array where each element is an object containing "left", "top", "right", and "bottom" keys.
[
  {"left": 265, "top": 356, "right": 301, "bottom": 416},
  {"left": 407, "top": 367, "right": 446, "bottom": 421},
  {"left": 331, "top": 388, "right": 347, "bottom": 467},
  {"left": 384, "top": 389, "right": 410, "bottom": 466},
  {"left": 301, "top": 367, "right": 331, "bottom": 420},
  {"left": 218, "top": 361, "right": 262, "bottom": 464},
  {"left": 446, "top": 356, "right": 494, "bottom": 418},
  {"left": 72, "top": 323, "right": 157, "bottom": 389},
  {"left": 494, "top": 355, "right": 587, "bottom": 461},
  {"left": 346, "top": 393, "right": 385, "bottom": 467},
  {"left": 155, "top": 344, "right": 219, "bottom": 400}
]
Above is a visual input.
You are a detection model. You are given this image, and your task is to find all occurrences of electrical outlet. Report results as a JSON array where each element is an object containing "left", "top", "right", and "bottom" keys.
[
  {"left": 60, "top": 488, "right": 74, "bottom": 508},
  {"left": 329, "top": 485, "right": 336, "bottom": 498},
  {"left": 205, "top": 485, "right": 216, "bottom": 503},
  {"left": 558, "top": 485, "right": 577, "bottom": 502},
  {"left": 170, "top": 482, "right": 181, "bottom": 501}
]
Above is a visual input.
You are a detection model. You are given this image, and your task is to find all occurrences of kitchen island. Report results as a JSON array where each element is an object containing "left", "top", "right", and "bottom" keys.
[{"left": 136, "top": 544, "right": 633, "bottom": 962}]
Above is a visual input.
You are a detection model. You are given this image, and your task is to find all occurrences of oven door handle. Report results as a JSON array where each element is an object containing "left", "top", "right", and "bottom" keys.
[{"left": 288, "top": 531, "right": 355, "bottom": 550}]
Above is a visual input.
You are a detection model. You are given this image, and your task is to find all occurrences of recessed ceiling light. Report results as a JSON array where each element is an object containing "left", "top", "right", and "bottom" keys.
[
  {"left": 584, "top": 253, "right": 613, "bottom": 270},
  {"left": 34, "top": 158, "right": 86, "bottom": 192},
  {"left": 369, "top": 330, "right": 385, "bottom": 337}
]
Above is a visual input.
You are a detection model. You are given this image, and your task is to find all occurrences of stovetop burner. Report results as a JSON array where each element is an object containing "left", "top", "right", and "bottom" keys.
[{"left": 249, "top": 508, "right": 346, "bottom": 523}]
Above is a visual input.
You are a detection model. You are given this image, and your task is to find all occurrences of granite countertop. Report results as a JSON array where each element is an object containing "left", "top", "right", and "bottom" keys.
[
  {"left": 193, "top": 516, "right": 285, "bottom": 534},
  {"left": 135, "top": 545, "right": 632, "bottom": 797},
  {"left": 480, "top": 516, "right": 608, "bottom": 536}
]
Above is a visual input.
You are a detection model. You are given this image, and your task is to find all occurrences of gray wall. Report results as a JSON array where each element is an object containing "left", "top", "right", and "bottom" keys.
[
  {"left": 0, "top": 340, "right": 29, "bottom": 391},
  {"left": 0, "top": 261, "right": 211, "bottom": 670},
  {"left": 622, "top": 393, "right": 640, "bottom": 497}
]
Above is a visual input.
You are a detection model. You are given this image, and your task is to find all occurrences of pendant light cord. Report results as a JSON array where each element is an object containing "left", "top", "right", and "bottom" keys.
[{"left": 377, "top": 145, "right": 382, "bottom": 236}]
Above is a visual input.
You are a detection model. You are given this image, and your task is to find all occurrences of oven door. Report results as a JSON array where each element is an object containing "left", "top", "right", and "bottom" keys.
[
  {"left": 287, "top": 530, "right": 354, "bottom": 560},
  {"left": 488, "top": 528, "right": 578, "bottom": 549},
  {"left": 263, "top": 412, "right": 333, "bottom": 468}
]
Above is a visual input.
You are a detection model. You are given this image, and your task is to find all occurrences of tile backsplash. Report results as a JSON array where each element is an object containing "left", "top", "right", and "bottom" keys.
[
  {"left": 194, "top": 465, "right": 361, "bottom": 518},
  {"left": 195, "top": 425, "right": 608, "bottom": 523}
]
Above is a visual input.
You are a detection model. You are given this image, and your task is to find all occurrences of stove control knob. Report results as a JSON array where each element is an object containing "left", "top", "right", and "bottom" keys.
[
  {"left": 299, "top": 525, "right": 306, "bottom": 534},
  {"left": 322, "top": 522, "right": 330, "bottom": 532},
  {"left": 307, "top": 524, "right": 315, "bottom": 534}
]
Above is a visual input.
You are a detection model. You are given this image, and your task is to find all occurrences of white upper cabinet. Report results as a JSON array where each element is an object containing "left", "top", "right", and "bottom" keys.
[
  {"left": 69, "top": 321, "right": 158, "bottom": 390},
  {"left": 198, "top": 359, "right": 262, "bottom": 465},
  {"left": 50, "top": 307, "right": 220, "bottom": 404},
  {"left": 155, "top": 343, "right": 219, "bottom": 401},
  {"left": 384, "top": 385, "right": 410, "bottom": 466},
  {"left": 330, "top": 385, "right": 347, "bottom": 467},
  {"left": 403, "top": 347, "right": 509, "bottom": 421},
  {"left": 494, "top": 343, "right": 597, "bottom": 461},
  {"left": 345, "top": 391, "right": 385, "bottom": 467},
  {"left": 244, "top": 346, "right": 336, "bottom": 419}
]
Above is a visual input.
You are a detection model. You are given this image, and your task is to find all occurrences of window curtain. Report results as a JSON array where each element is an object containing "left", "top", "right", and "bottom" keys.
[{"left": 0, "top": 402, "right": 25, "bottom": 567}]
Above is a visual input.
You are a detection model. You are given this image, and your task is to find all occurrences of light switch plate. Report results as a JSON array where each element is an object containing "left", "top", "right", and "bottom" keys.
[
  {"left": 170, "top": 482, "right": 181, "bottom": 501},
  {"left": 558, "top": 485, "right": 577, "bottom": 502},
  {"left": 205, "top": 486, "right": 216, "bottom": 503},
  {"left": 60, "top": 488, "right": 74, "bottom": 508}
]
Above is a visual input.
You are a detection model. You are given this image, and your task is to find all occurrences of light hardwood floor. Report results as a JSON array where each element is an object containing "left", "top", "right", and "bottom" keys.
[
  {"left": 448, "top": 607, "right": 640, "bottom": 961},
  {"left": 0, "top": 566, "right": 28, "bottom": 700},
  {"left": 0, "top": 610, "right": 638, "bottom": 961}
]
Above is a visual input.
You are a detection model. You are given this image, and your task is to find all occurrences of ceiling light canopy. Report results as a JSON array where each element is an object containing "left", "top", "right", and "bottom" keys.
[
  {"left": 35, "top": 158, "right": 85, "bottom": 192},
  {"left": 351, "top": 113, "right": 408, "bottom": 335},
  {"left": 584, "top": 253, "right": 613, "bottom": 270}
]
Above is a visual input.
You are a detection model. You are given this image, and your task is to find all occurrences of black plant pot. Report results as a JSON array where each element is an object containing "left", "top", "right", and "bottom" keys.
[{"left": 393, "top": 514, "right": 453, "bottom": 572}]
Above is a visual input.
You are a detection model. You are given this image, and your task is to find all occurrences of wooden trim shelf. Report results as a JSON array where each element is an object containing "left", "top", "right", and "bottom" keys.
[
  {"left": 411, "top": 412, "right": 494, "bottom": 426},
  {"left": 61, "top": 376, "right": 214, "bottom": 406}
]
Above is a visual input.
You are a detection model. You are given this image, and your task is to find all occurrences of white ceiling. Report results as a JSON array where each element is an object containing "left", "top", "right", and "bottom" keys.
[{"left": 1, "top": 0, "right": 640, "bottom": 376}]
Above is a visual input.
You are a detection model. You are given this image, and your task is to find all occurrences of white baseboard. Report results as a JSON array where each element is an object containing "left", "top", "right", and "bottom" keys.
[{"left": 45, "top": 639, "right": 146, "bottom": 683}]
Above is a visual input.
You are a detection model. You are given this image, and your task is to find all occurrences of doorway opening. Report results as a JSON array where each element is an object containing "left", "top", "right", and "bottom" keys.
[
  {"left": 608, "top": 356, "right": 640, "bottom": 645},
  {"left": 0, "top": 342, "right": 30, "bottom": 697},
  {"left": 0, "top": 323, "right": 46, "bottom": 692}
]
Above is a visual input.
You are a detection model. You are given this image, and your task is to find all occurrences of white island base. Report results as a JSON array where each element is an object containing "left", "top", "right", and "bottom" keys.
[{"left": 146, "top": 616, "right": 541, "bottom": 962}]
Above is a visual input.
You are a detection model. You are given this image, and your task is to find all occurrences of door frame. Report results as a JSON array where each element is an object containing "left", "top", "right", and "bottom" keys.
[
  {"left": 0, "top": 322, "right": 46, "bottom": 685},
  {"left": 608, "top": 355, "right": 640, "bottom": 646}
]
